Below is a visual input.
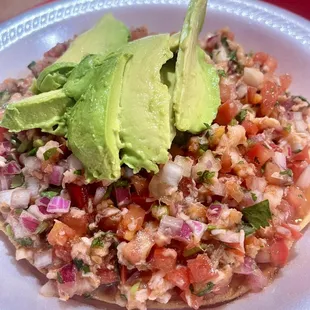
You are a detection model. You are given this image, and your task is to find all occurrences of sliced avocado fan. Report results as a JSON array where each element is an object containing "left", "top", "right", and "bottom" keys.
[
  {"left": 67, "top": 53, "right": 131, "bottom": 181},
  {"left": 173, "top": 0, "right": 220, "bottom": 133},
  {"left": 1, "top": 89, "right": 74, "bottom": 136},
  {"left": 119, "top": 34, "right": 174, "bottom": 173},
  {"left": 56, "top": 13, "right": 130, "bottom": 64}
]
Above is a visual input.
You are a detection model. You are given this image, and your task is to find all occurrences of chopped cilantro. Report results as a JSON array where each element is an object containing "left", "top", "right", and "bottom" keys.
[
  {"left": 35, "top": 221, "right": 49, "bottom": 234},
  {"left": 221, "top": 36, "right": 229, "bottom": 48},
  {"left": 74, "top": 169, "right": 82, "bottom": 175},
  {"left": 33, "top": 139, "right": 44, "bottom": 148},
  {"left": 27, "top": 60, "right": 36, "bottom": 70},
  {"left": 238, "top": 161, "right": 245, "bottom": 165},
  {"left": 120, "top": 294, "right": 128, "bottom": 301},
  {"left": 283, "top": 124, "right": 292, "bottom": 133},
  {"left": 5, "top": 224, "right": 14, "bottom": 238},
  {"left": 130, "top": 282, "right": 141, "bottom": 294},
  {"left": 251, "top": 192, "right": 257, "bottom": 202},
  {"left": 103, "top": 184, "right": 113, "bottom": 199},
  {"left": 83, "top": 293, "right": 92, "bottom": 299},
  {"left": 73, "top": 258, "right": 90, "bottom": 274},
  {"left": 190, "top": 282, "right": 214, "bottom": 296},
  {"left": 240, "top": 222, "right": 256, "bottom": 236},
  {"left": 296, "top": 95, "right": 310, "bottom": 104},
  {"left": 293, "top": 149, "right": 302, "bottom": 154},
  {"left": 229, "top": 50, "right": 237, "bottom": 62},
  {"left": 203, "top": 123, "right": 212, "bottom": 131},
  {"left": 242, "top": 200, "right": 272, "bottom": 230},
  {"left": 91, "top": 237, "right": 104, "bottom": 248},
  {"left": 280, "top": 169, "right": 293, "bottom": 177},
  {"left": 10, "top": 174, "right": 24, "bottom": 189},
  {"left": 217, "top": 69, "right": 226, "bottom": 77},
  {"left": 199, "top": 143, "right": 209, "bottom": 153},
  {"left": 41, "top": 189, "right": 60, "bottom": 198},
  {"left": 197, "top": 170, "right": 215, "bottom": 184},
  {"left": 57, "top": 272, "right": 64, "bottom": 284},
  {"left": 114, "top": 179, "right": 129, "bottom": 188},
  {"left": 15, "top": 237, "right": 33, "bottom": 247},
  {"left": 236, "top": 110, "right": 247, "bottom": 123},
  {"left": 261, "top": 162, "right": 267, "bottom": 174},
  {"left": 27, "top": 147, "right": 38, "bottom": 156},
  {"left": 229, "top": 119, "right": 238, "bottom": 126},
  {"left": 43, "top": 147, "right": 58, "bottom": 160}
]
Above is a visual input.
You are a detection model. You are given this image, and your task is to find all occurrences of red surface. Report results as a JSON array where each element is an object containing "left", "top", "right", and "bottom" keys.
[{"left": 263, "top": 0, "right": 310, "bottom": 20}]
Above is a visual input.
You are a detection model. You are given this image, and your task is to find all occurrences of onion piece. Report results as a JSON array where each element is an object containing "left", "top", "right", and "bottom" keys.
[
  {"left": 235, "top": 256, "right": 256, "bottom": 275},
  {"left": 186, "top": 220, "right": 207, "bottom": 241},
  {"left": 23, "top": 156, "right": 41, "bottom": 171},
  {"left": 6, "top": 215, "right": 30, "bottom": 238},
  {"left": 243, "top": 67, "right": 264, "bottom": 88},
  {"left": 40, "top": 280, "right": 58, "bottom": 297},
  {"left": 294, "top": 120, "right": 307, "bottom": 133},
  {"left": 174, "top": 156, "right": 194, "bottom": 178},
  {"left": 3, "top": 161, "right": 21, "bottom": 175},
  {"left": 296, "top": 165, "right": 310, "bottom": 189},
  {"left": 25, "top": 176, "right": 40, "bottom": 198},
  {"left": 47, "top": 196, "right": 71, "bottom": 213},
  {"left": 11, "top": 188, "right": 31, "bottom": 209},
  {"left": 273, "top": 152, "right": 286, "bottom": 170},
  {"left": 159, "top": 215, "right": 184, "bottom": 237},
  {"left": 28, "top": 205, "right": 55, "bottom": 221},
  {"left": 177, "top": 222, "right": 192, "bottom": 242},
  {"left": 255, "top": 249, "right": 271, "bottom": 263},
  {"left": 161, "top": 161, "right": 183, "bottom": 188},
  {"left": 247, "top": 268, "right": 268, "bottom": 292},
  {"left": 0, "top": 175, "right": 10, "bottom": 191},
  {"left": 115, "top": 187, "right": 131, "bottom": 207},
  {"left": 19, "top": 210, "right": 40, "bottom": 233},
  {"left": 0, "top": 141, "right": 11, "bottom": 156},
  {"left": 49, "top": 165, "right": 65, "bottom": 186},
  {"left": 35, "top": 197, "right": 50, "bottom": 207},
  {"left": 207, "top": 204, "right": 223, "bottom": 222},
  {"left": 33, "top": 249, "right": 53, "bottom": 269},
  {"left": 0, "top": 189, "right": 14, "bottom": 206},
  {"left": 93, "top": 187, "right": 107, "bottom": 205},
  {"left": 67, "top": 154, "right": 83, "bottom": 170}
]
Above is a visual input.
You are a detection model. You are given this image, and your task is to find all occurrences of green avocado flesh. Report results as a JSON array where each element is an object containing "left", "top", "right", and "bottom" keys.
[
  {"left": 1, "top": 89, "right": 74, "bottom": 136},
  {"left": 56, "top": 14, "right": 130, "bottom": 64},
  {"left": 119, "top": 34, "right": 174, "bottom": 173},
  {"left": 67, "top": 53, "right": 130, "bottom": 181},
  {"left": 173, "top": 0, "right": 220, "bottom": 133}
]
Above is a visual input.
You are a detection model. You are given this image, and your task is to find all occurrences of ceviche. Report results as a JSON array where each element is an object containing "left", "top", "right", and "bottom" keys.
[{"left": 0, "top": 0, "right": 309, "bottom": 309}]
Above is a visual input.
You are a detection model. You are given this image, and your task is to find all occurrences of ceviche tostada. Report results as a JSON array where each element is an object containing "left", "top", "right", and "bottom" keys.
[{"left": 0, "top": 0, "right": 310, "bottom": 309}]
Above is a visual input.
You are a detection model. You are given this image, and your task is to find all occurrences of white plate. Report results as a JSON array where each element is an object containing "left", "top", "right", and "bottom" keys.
[{"left": 0, "top": 1, "right": 310, "bottom": 309}]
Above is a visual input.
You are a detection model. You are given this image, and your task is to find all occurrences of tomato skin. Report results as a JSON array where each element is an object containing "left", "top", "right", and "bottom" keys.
[
  {"left": 264, "top": 162, "right": 284, "bottom": 186},
  {"left": 265, "top": 55, "right": 278, "bottom": 73},
  {"left": 180, "top": 290, "right": 204, "bottom": 310},
  {"left": 253, "top": 52, "right": 268, "bottom": 64},
  {"left": 246, "top": 143, "right": 274, "bottom": 167},
  {"left": 130, "top": 194, "right": 153, "bottom": 209},
  {"left": 166, "top": 266, "right": 190, "bottom": 290},
  {"left": 288, "top": 160, "right": 308, "bottom": 182},
  {"left": 0, "top": 127, "right": 8, "bottom": 142},
  {"left": 242, "top": 120, "right": 259, "bottom": 136},
  {"left": 131, "top": 175, "right": 149, "bottom": 196},
  {"left": 60, "top": 213, "right": 89, "bottom": 236},
  {"left": 247, "top": 86, "right": 258, "bottom": 104},
  {"left": 47, "top": 221, "right": 76, "bottom": 246},
  {"left": 291, "top": 146, "right": 310, "bottom": 163},
  {"left": 98, "top": 214, "right": 121, "bottom": 232},
  {"left": 151, "top": 248, "right": 177, "bottom": 273},
  {"left": 215, "top": 101, "right": 239, "bottom": 125},
  {"left": 187, "top": 254, "right": 215, "bottom": 284},
  {"left": 279, "top": 74, "right": 292, "bottom": 93},
  {"left": 270, "top": 239, "right": 289, "bottom": 267},
  {"left": 260, "top": 81, "right": 279, "bottom": 116},
  {"left": 178, "top": 177, "right": 194, "bottom": 197},
  {"left": 117, "top": 204, "right": 146, "bottom": 241},
  {"left": 66, "top": 183, "right": 88, "bottom": 210},
  {"left": 54, "top": 243, "right": 72, "bottom": 263},
  {"left": 97, "top": 268, "right": 119, "bottom": 285},
  {"left": 285, "top": 186, "right": 306, "bottom": 210}
]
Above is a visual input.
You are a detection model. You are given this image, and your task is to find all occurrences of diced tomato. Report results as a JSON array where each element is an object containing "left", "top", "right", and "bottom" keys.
[
  {"left": 187, "top": 254, "right": 215, "bottom": 283},
  {"left": 60, "top": 213, "right": 89, "bottom": 236},
  {"left": 260, "top": 81, "right": 279, "bottom": 116},
  {"left": 253, "top": 52, "right": 268, "bottom": 65},
  {"left": 247, "top": 86, "right": 258, "bottom": 104},
  {"left": 53, "top": 243, "right": 72, "bottom": 263},
  {"left": 121, "top": 265, "right": 128, "bottom": 284},
  {"left": 98, "top": 213, "right": 121, "bottom": 232},
  {"left": 279, "top": 74, "right": 292, "bottom": 93},
  {"left": 166, "top": 266, "right": 190, "bottom": 290},
  {"left": 131, "top": 175, "right": 149, "bottom": 196},
  {"left": 285, "top": 185, "right": 306, "bottom": 210},
  {"left": 66, "top": 183, "right": 88, "bottom": 210},
  {"left": 130, "top": 194, "right": 154, "bottom": 209},
  {"left": 265, "top": 55, "right": 278, "bottom": 73},
  {"left": 221, "top": 151, "right": 232, "bottom": 173},
  {"left": 0, "top": 127, "right": 8, "bottom": 142},
  {"left": 151, "top": 248, "right": 177, "bottom": 273},
  {"left": 117, "top": 204, "right": 146, "bottom": 241},
  {"left": 97, "top": 267, "right": 119, "bottom": 285},
  {"left": 288, "top": 160, "right": 308, "bottom": 182},
  {"left": 47, "top": 221, "right": 76, "bottom": 246},
  {"left": 264, "top": 162, "right": 283, "bottom": 185},
  {"left": 214, "top": 100, "right": 239, "bottom": 125},
  {"left": 242, "top": 120, "right": 259, "bottom": 136},
  {"left": 270, "top": 239, "right": 289, "bottom": 267},
  {"left": 180, "top": 289, "right": 204, "bottom": 310},
  {"left": 219, "top": 81, "right": 235, "bottom": 103},
  {"left": 178, "top": 177, "right": 194, "bottom": 197},
  {"left": 246, "top": 143, "right": 274, "bottom": 167},
  {"left": 291, "top": 146, "right": 310, "bottom": 163}
]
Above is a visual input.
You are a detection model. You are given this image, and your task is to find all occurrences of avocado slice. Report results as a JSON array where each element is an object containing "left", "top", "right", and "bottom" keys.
[
  {"left": 1, "top": 89, "right": 74, "bottom": 136},
  {"left": 36, "top": 62, "right": 76, "bottom": 93},
  {"left": 173, "top": 0, "right": 220, "bottom": 133},
  {"left": 56, "top": 14, "right": 130, "bottom": 64},
  {"left": 67, "top": 53, "right": 130, "bottom": 181},
  {"left": 64, "top": 54, "right": 106, "bottom": 101},
  {"left": 119, "top": 34, "right": 174, "bottom": 173}
]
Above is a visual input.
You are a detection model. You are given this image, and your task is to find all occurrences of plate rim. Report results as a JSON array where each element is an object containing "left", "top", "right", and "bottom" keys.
[{"left": 0, "top": 0, "right": 310, "bottom": 52}]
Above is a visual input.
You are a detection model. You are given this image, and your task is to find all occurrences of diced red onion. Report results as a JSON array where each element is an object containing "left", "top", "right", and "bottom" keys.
[
  {"left": 2, "top": 161, "right": 21, "bottom": 175},
  {"left": 207, "top": 204, "right": 223, "bottom": 221},
  {"left": 281, "top": 99, "right": 294, "bottom": 110},
  {"left": 174, "top": 156, "right": 193, "bottom": 178},
  {"left": 206, "top": 34, "right": 219, "bottom": 50},
  {"left": 47, "top": 196, "right": 71, "bottom": 213},
  {"left": 235, "top": 256, "right": 256, "bottom": 275},
  {"left": 0, "top": 141, "right": 11, "bottom": 156},
  {"left": 177, "top": 222, "right": 192, "bottom": 242},
  {"left": 6, "top": 215, "right": 30, "bottom": 238},
  {"left": 255, "top": 249, "right": 271, "bottom": 263},
  {"left": 27, "top": 205, "right": 54, "bottom": 221},
  {"left": 273, "top": 152, "right": 286, "bottom": 170},
  {"left": 0, "top": 189, "right": 14, "bottom": 206},
  {"left": 296, "top": 165, "right": 310, "bottom": 189},
  {"left": 11, "top": 188, "right": 31, "bottom": 209},
  {"left": 211, "top": 229, "right": 241, "bottom": 244},
  {"left": 0, "top": 174, "right": 10, "bottom": 191},
  {"left": 186, "top": 220, "right": 207, "bottom": 240},
  {"left": 19, "top": 210, "right": 40, "bottom": 233},
  {"left": 161, "top": 161, "right": 183, "bottom": 188},
  {"left": 49, "top": 165, "right": 65, "bottom": 186},
  {"left": 67, "top": 154, "right": 83, "bottom": 170},
  {"left": 115, "top": 187, "right": 131, "bottom": 207},
  {"left": 23, "top": 156, "right": 41, "bottom": 171},
  {"left": 35, "top": 196, "right": 50, "bottom": 207},
  {"left": 59, "top": 264, "right": 76, "bottom": 283},
  {"left": 33, "top": 249, "right": 53, "bottom": 269},
  {"left": 93, "top": 187, "right": 107, "bottom": 205},
  {"left": 25, "top": 176, "right": 40, "bottom": 198},
  {"left": 40, "top": 280, "right": 58, "bottom": 297},
  {"left": 294, "top": 120, "right": 307, "bottom": 133},
  {"left": 247, "top": 268, "right": 268, "bottom": 292},
  {"left": 124, "top": 166, "right": 134, "bottom": 178},
  {"left": 292, "top": 112, "right": 303, "bottom": 121},
  {"left": 159, "top": 215, "right": 184, "bottom": 237}
]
